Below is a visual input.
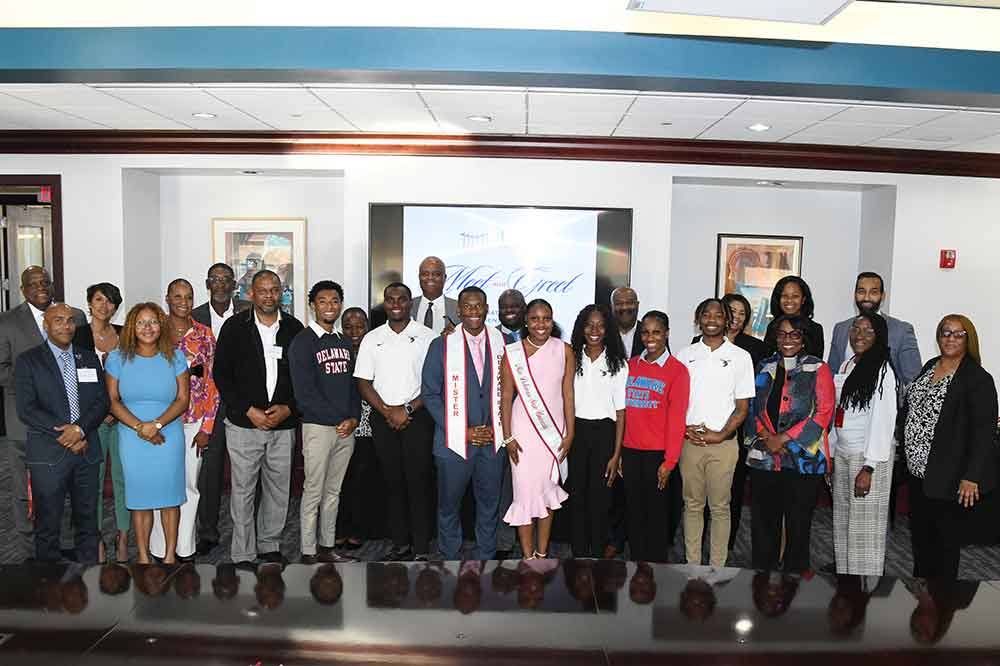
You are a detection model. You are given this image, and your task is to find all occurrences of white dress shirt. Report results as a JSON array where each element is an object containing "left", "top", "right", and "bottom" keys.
[
  {"left": 574, "top": 349, "right": 628, "bottom": 420},
  {"left": 209, "top": 300, "right": 235, "bottom": 340},
  {"left": 832, "top": 358, "right": 898, "bottom": 467},
  {"left": 255, "top": 310, "right": 281, "bottom": 402},
  {"left": 415, "top": 295, "right": 449, "bottom": 334},
  {"left": 354, "top": 320, "right": 435, "bottom": 405},
  {"left": 675, "top": 338, "right": 755, "bottom": 431},
  {"left": 620, "top": 323, "right": 637, "bottom": 357},
  {"left": 28, "top": 302, "right": 46, "bottom": 338}
]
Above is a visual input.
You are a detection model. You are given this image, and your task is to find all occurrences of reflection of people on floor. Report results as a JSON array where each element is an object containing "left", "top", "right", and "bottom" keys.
[
  {"left": 517, "top": 558, "right": 559, "bottom": 610},
  {"left": 491, "top": 561, "right": 519, "bottom": 596},
  {"left": 212, "top": 563, "right": 240, "bottom": 601},
  {"left": 905, "top": 577, "right": 979, "bottom": 646},
  {"left": 454, "top": 560, "right": 484, "bottom": 614},
  {"left": 173, "top": 565, "right": 201, "bottom": 600},
  {"left": 752, "top": 571, "right": 800, "bottom": 618},
  {"left": 99, "top": 563, "right": 132, "bottom": 596},
  {"left": 367, "top": 563, "right": 411, "bottom": 608},
  {"left": 564, "top": 559, "right": 598, "bottom": 610},
  {"left": 134, "top": 563, "right": 169, "bottom": 597},
  {"left": 415, "top": 564, "right": 445, "bottom": 608},
  {"left": 310, "top": 564, "right": 344, "bottom": 606},
  {"left": 255, "top": 563, "right": 286, "bottom": 610},
  {"left": 827, "top": 574, "right": 883, "bottom": 636},
  {"left": 629, "top": 562, "right": 657, "bottom": 605},
  {"left": 674, "top": 564, "right": 739, "bottom": 622}
]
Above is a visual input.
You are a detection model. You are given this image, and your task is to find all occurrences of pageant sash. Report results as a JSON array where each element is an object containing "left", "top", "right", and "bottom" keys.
[
  {"left": 445, "top": 326, "right": 506, "bottom": 459},
  {"left": 505, "top": 340, "right": 568, "bottom": 483}
]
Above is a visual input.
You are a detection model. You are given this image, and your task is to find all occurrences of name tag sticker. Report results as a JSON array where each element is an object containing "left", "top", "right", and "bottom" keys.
[
  {"left": 77, "top": 368, "right": 98, "bottom": 383},
  {"left": 264, "top": 345, "right": 283, "bottom": 360}
]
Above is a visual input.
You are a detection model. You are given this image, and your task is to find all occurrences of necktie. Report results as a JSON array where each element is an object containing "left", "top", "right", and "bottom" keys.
[
  {"left": 469, "top": 334, "right": 484, "bottom": 384},
  {"left": 423, "top": 300, "right": 434, "bottom": 328},
  {"left": 60, "top": 351, "right": 80, "bottom": 422}
]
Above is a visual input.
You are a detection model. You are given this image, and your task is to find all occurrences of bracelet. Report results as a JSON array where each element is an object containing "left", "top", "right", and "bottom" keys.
[{"left": 501, "top": 435, "right": 516, "bottom": 446}]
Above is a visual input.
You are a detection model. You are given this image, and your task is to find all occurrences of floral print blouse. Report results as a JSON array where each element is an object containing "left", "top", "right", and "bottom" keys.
[
  {"left": 904, "top": 370, "right": 953, "bottom": 479},
  {"left": 175, "top": 320, "right": 221, "bottom": 435}
]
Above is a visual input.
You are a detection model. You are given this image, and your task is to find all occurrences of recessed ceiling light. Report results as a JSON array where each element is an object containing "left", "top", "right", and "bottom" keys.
[
  {"left": 192, "top": 112, "right": 217, "bottom": 119},
  {"left": 747, "top": 123, "right": 771, "bottom": 132},
  {"left": 659, "top": 121, "right": 673, "bottom": 126},
  {"left": 914, "top": 135, "right": 954, "bottom": 143},
  {"left": 756, "top": 180, "right": 783, "bottom": 187},
  {"left": 240, "top": 170, "right": 261, "bottom": 175},
  {"left": 290, "top": 113, "right": 304, "bottom": 118},
  {"left": 466, "top": 114, "right": 493, "bottom": 123}
]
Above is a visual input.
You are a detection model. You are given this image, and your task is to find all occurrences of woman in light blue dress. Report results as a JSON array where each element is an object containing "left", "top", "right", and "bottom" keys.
[{"left": 105, "top": 302, "right": 190, "bottom": 565}]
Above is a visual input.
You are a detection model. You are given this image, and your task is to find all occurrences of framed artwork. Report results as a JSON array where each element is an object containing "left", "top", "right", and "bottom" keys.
[
  {"left": 212, "top": 217, "right": 307, "bottom": 319},
  {"left": 715, "top": 234, "right": 803, "bottom": 339}
]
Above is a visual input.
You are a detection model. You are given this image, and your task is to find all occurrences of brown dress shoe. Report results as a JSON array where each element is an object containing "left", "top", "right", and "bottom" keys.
[{"left": 603, "top": 544, "right": 620, "bottom": 559}]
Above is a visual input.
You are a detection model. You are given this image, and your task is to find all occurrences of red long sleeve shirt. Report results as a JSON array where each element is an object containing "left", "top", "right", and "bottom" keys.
[{"left": 623, "top": 354, "right": 691, "bottom": 468}]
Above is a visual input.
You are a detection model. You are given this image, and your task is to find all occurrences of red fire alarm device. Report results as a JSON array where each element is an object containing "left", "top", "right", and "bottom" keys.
[
  {"left": 940, "top": 249, "right": 956, "bottom": 269},
  {"left": 37, "top": 186, "right": 51, "bottom": 203}
]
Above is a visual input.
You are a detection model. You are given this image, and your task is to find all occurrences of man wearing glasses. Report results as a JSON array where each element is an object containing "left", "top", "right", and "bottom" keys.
[{"left": 191, "top": 263, "right": 250, "bottom": 557}]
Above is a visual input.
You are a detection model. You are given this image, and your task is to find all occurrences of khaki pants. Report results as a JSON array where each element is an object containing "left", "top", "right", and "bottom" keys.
[
  {"left": 679, "top": 436, "right": 739, "bottom": 567},
  {"left": 300, "top": 423, "right": 355, "bottom": 556}
]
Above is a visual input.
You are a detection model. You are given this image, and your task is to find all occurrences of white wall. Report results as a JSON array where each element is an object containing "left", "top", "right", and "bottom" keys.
[
  {"left": 0, "top": 152, "right": 997, "bottom": 381},
  {"left": 668, "top": 183, "right": 862, "bottom": 352},
  {"left": 121, "top": 168, "right": 161, "bottom": 314},
  {"left": 859, "top": 186, "right": 897, "bottom": 308}
]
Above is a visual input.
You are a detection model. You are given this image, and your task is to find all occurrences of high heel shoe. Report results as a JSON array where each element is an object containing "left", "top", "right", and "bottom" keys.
[{"left": 533, "top": 550, "right": 547, "bottom": 559}]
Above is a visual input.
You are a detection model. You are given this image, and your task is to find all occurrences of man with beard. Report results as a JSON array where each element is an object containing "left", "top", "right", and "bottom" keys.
[
  {"left": 827, "top": 272, "right": 922, "bottom": 386},
  {"left": 191, "top": 263, "right": 249, "bottom": 556},
  {"left": 612, "top": 287, "right": 644, "bottom": 358},
  {"left": 0, "top": 266, "right": 86, "bottom": 561},
  {"left": 422, "top": 287, "right": 508, "bottom": 560},
  {"left": 410, "top": 256, "right": 459, "bottom": 335},
  {"left": 289, "top": 281, "right": 360, "bottom": 564},
  {"left": 214, "top": 270, "right": 304, "bottom": 570},
  {"left": 496, "top": 289, "right": 526, "bottom": 340}
]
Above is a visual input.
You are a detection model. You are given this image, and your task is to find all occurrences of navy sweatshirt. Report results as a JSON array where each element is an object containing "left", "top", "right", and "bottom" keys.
[{"left": 288, "top": 324, "right": 361, "bottom": 426}]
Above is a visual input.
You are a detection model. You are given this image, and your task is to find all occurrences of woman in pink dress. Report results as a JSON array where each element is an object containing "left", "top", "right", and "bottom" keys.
[{"left": 500, "top": 299, "right": 575, "bottom": 559}]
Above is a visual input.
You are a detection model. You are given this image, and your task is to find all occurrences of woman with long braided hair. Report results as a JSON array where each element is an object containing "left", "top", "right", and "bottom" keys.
[{"left": 831, "top": 312, "right": 898, "bottom": 575}]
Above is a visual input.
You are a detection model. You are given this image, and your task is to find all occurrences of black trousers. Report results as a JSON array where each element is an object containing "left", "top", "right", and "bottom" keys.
[
  {"left": 750, "top": 469, "right": 822, "bottom": 573},
  {"left": 729, "top": 443, "right": 749, "bottom": 550},
  {"left": 370, "top": 408, "right": 434, "bottom": 554},
  {"left": 31, "top": 454, "right": 100, "bottom": 564},
  {"left": 908, "top": 476, "right": 961, "bottom": 580},
  {"left": 336, "top": 435, "right": 386, "bottom": 540},
  {"left": 622, "top": 447, "right": 682, "bottom": 563},
  {"left": 196, "top": 400, "right": 228, "bottom": 544},
  {"left": 568, "top": 418, "right": 616, "bottom": 557}
]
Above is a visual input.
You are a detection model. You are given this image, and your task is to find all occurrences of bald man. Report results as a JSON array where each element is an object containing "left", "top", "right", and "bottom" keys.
[
  {"left": 0, "top": 267, "right": 86, "bottom": 561},
  {"left": 611, "top": 287, "right": 644, "bottom": 359},
  {"left": 410, "top": 256, "right": 459, "bottom": 335},
  {"left": 14, "top": 304, "right": 108, "bottom": 563}
]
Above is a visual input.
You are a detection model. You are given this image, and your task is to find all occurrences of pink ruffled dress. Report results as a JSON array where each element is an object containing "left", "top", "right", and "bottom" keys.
[{"left": 504, "top": 337, "right": 570, "bottom": 526}]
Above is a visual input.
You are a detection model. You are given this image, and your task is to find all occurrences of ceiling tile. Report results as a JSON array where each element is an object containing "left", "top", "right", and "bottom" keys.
[
  {"left": 866, "top": 137, "right": 962, "bottom": 150},
  {"left": 826, "top": 105, "right": 956, "bottom": 126},
  {"left": 418, "top": 89, "right": 524, "bottom": 114},
  {"left": 626, "top": 94, "right": 745, "bottom": 120},
  {"left": 628, "top": 0, "right": 852, "bottom": 24},
  {"left": 203, "top": 87, "right": 354, "bottom": 131},
  {"left": 0, "top": 94, "right": 106, "bottom": 129},
  {"left": 614, "top": 116, "right": 718, "bottom": 138},
  {"left": 783, "top": 122, "right": 909, "bottom": 144},
  {"left": 726, "top": 99, "right": 847, "bottom": 123},
  {"left": 528, "top": 123, "right": 614, "bottom": 136},
  {"left": 99, "top": 87, "right": 271, "bottom": 129},
  {"left": 528, "top": 92, "right": 634, "bottom": 122},
  {"left": 697, "top": 117, "right": 807, "bottom": 141},
  {"left": 435, "top": 111, "right": 524, "bottom": 134},
  {"left": 881, "top": 110, "right": 1000, "bottom": 143},
  {"left": 310, "top": 88, "right": 436, "bottom": 132}
]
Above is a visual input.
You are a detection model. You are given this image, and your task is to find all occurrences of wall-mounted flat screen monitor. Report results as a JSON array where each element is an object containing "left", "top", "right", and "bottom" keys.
[{"left": 369, "top": 204, "right": 633, "bottom": 331}]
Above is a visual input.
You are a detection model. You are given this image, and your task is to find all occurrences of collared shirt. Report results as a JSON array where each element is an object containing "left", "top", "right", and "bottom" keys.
[
  {"left": 498, "top": 324, "right": 522, "bottom": 341},
  {"left": 620, "top": 323, "right": 637, "bottom": 358},
  {"left": 575, "top": 348, "right": 628, "bottom": 420},
  {"left": 47, "top": 340, "right": 79, "bottom": 417},
  {"left": 639, "top": 349, "right": 669, "bottom": 367},
  {"left": 308, "top": 319, "right": 340, "bottom": 340},
  {"left": 175, "top": 320, "right": 220, "bottom": 434},
  {"left": 354, "top": 320, "right": 435, "bottom": 405},
  {"left": 255, "top": 310, "right": 282, "bottom": 402},
  {"left": 30, "top": 303, "right": 46, "bottom": 338},
  {"left": 415, "top": 295, "right": 448, "bottom": 334},
  {"left": 675, "top": 337, "right": 756, "bottom": 431},
  {"left": 465, "top": 327, "right": 486, "bottom": 383},
  {"left": 209, "top": 300, "right": 235, "bottom": 340}
]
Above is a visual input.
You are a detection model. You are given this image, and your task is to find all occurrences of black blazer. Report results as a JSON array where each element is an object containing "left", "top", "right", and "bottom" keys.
[
  {"left": 192, "top": 298, "right": 251, "bottom": 329},
  {"left": 763, "top": 317, "right": 825, "bottom": 359},
  {"left": 213, "top": 308, "right": 304, "bottom": 430},
  {"left": 902, "top": 355, "right": 999, "bottom": 500},
  {"left": 14, "top": 343, "right": 109, "bottom": 466},
  {"left": 72, "top": 323, "right": 123, "bottom": 352}
]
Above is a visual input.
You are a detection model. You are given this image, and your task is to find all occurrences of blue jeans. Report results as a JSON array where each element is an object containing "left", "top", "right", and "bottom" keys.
[
  {"left": 435, "top": 445, "right": 504, "bottom": 560},
  {"left": 29, "top": 452, "right": 100, "bottom": 563}
]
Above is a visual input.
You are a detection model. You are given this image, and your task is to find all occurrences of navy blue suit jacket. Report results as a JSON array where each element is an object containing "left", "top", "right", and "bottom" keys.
[
  {"left": 14, "top": 343, "right": 109, "bottom": 466},
  {"left": 421, "top": 331, "right": 510, "bottom": 459}
]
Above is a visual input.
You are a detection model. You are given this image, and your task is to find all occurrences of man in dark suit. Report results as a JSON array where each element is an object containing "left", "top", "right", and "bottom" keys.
[
  {"left": 422, "top": 286, "right": 507, "bottom": 560},
  {"left": 410, "top": 256, "right": 459, "bottom": 334},
  {"left": 190, "top": 262, "right": 250, "bottom": 556},
  {"left": 494, "top": 288, "right": 525, "bottom": 557},
  {"left": 612, "top": 286, "right": 644, "bottom": 359},
  {"left": 0, "top": 266, "right": 86, "bottom": 561},
  {"left": 14, "top": 303, "right": 109, "bottom": 563}
]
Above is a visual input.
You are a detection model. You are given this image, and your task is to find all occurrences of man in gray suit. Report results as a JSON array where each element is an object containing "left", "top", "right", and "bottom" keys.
[
  {"left": 0, "top": 266, "right": 86, "bottom": 561},
  {"left": 409, "top": 256, "right": 459, "bottom": 335},
  {"left": 827, "top": 271, "right": 922, "bottom": 386}
]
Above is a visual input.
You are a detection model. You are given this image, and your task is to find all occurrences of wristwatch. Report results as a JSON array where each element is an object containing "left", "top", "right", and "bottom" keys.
[
  {"left": 153, "top": 420, "right": 163, "bottom": 431},
  {"left": 862, "top": 465, "right": 875, "bottom": 474},
  {"left": 403, "top": 402, "right": 414, "bottom": 416}
]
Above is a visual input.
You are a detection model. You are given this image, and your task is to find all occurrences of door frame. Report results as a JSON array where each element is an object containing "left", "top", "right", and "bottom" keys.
[{"left": 0, "top": 175, "right": 64, "bottom": 302}]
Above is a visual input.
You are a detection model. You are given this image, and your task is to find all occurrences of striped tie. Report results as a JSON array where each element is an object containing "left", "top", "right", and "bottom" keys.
[{"left": 61, "top": 351, "right": 80, "bottom": 422}]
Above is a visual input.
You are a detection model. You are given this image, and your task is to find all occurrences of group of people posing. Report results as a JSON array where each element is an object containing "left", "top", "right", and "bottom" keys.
[{"left": 1, "top": 259, "right": 995, "bottom": 582}]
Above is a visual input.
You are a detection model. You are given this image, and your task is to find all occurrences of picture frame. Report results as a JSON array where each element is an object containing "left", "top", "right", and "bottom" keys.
[
  {"left": 715, "top": 234, "right": 803, "bottom": 339},
  {"left": 212, "top": 217, "right": 307, "bottom": 319}
]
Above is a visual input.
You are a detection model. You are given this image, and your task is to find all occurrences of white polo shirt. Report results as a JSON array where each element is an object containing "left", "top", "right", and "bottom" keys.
[
  {"left": 574, "top": 349, "right": 628, "bottom": 421},
  {"left": 353, "top": 319, "right": 435, "bottom": 405},
  {"left": 675, "top": 337, "right": 755, "bottom": 431}
]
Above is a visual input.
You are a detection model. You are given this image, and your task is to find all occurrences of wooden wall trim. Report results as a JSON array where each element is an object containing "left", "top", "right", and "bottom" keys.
[{"left": 0, "top": 131, "right": 998, "bottom": 178}]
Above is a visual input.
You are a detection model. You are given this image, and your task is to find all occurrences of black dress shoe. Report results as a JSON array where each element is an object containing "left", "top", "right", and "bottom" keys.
[
  {"left": 177, "top": 554, "right": 196, "bottom": 564},
  {"left": 381, "top": 545, "right": 413, "bottom": 562},
  {"left": 494, "top": 550, "right": 512, "bottom": 561},
  {"left": 195, "top": 540, "right": 218, "bottom": 556},
  {"left": 258, "top": 551, "right": 286, "bottom": 565},
  {"left": 300, "top": 554, "right": 320, "bottom": 565},
  {"left": 233, "top": 560, "right": 257, "bottom": 572}
]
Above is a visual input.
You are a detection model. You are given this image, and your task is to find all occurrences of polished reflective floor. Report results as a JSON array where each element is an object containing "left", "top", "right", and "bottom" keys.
[{"left": 1, "top": 560, "right": 999, "bottom": 665}]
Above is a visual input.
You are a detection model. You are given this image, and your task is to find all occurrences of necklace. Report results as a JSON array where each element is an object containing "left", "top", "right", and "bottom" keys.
[
  {"left": 525, "top": 337, "right": 546, "bottom": 349},
  {"left": 92, "top": 323, "right": 116, "bottom": 343}
]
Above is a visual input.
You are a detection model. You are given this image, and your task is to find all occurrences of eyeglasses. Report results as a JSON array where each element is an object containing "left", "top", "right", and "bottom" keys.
[
  {"left": 775, "top": 330, "right": 803, "bottom": 341},
  {"left": 849, "top": 325, "right": 876, "bottom": 337},
  {"left": 207, "top": 276, "right": 233, "bottom": 284},
  {"left": 136, "top": 319, "right": 160, "bottom": 329},
  {"left": 938, "top": 329, "right": 968, "bottom": 339}
]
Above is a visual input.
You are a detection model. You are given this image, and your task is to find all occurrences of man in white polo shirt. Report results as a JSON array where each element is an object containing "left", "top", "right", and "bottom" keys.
[
  {"left": 355, "top": 282, "right": 436, "bottom": 561},
  {"left": 675, "top": 298, "right": 755, "bottom": 567}
]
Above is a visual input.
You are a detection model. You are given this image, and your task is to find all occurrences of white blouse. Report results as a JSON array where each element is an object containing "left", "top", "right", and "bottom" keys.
[
  {"left": 573, "top": 349, "right": 628, "bottom": 421},
  {"left": 831, "top": 358, "right": 898, "bottom": 468}
]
